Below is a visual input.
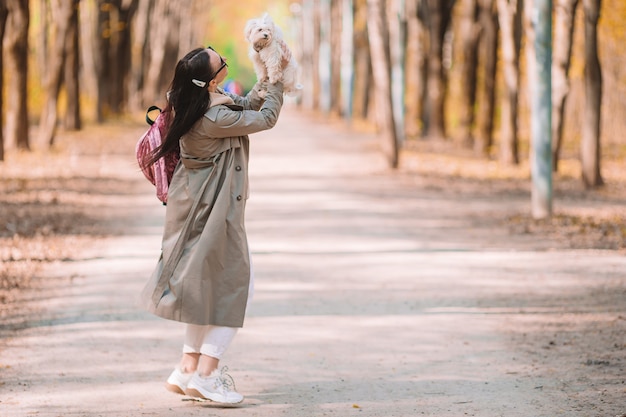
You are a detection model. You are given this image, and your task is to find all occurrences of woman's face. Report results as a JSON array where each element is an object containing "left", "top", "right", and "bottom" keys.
[{"left": 207, "top": 48, "right": 228, "bottom": 84}]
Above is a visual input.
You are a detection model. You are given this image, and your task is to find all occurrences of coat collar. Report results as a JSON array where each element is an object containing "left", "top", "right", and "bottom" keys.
[
  {"left": 209, "top": 90, "right": 243, "bottom": 111},
  {"left": 209, "top": 91, "right": 234, "bottom": 107}
]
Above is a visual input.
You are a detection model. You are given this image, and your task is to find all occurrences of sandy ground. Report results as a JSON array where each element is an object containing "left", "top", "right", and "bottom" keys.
[{"left": 0, "top": 105, "right": 625, "bottom": 417}]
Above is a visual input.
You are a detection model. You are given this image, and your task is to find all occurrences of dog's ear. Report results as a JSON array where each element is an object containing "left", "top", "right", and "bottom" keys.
[
  {"left": 261, "top": 13, "right": 273, "bottom": 25},
  {"left": 244, "top": 19, "right": 256, "bottom": 41}
]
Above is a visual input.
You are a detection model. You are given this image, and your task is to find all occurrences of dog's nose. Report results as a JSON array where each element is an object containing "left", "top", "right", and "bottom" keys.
[{"left": 263, "top": 34, "right": 268, "bottom": 39}]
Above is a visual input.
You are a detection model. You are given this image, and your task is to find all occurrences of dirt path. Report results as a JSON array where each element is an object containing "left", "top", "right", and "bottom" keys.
[{"left": 1, "top": 106, "right": 624, "bottom": 417}]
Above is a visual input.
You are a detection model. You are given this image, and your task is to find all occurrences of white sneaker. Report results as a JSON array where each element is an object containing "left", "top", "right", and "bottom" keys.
[
  {"left": 185, "top": 367, "right": 244, "bottom": 404},
  {"left": 165, "top": 367, "right": 193, "bottom": 395}
]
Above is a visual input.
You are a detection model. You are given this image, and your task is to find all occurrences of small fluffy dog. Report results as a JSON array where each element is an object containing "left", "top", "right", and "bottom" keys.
[{"left": 244, "top": 13, "right": 300, "bottom": 95}]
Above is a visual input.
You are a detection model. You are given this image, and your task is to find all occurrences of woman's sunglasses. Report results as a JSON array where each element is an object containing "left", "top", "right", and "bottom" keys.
[{"left": 207, "top": 46, "right": 228, "bottom": 79}]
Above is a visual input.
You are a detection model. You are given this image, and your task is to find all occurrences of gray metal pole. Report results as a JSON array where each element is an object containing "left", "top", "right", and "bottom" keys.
[{"left": 531, "top": 0, "right": 553, "bottom": 219}]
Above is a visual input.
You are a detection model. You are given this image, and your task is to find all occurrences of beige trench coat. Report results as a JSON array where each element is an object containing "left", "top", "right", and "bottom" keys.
[{"left": 140, "top": 81, "right": 284, "bottom": 327}]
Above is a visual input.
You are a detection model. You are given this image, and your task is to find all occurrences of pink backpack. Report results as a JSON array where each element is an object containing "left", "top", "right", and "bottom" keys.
[{"left": 135, "top": 106, "right": 180, "bottom": 204}]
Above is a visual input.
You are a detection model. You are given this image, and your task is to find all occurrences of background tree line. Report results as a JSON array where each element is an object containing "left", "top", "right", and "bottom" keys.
[
  {"left": 0, "top": 0, "right": 624, "bottom": 192},
  {"left": 0, "top": 0, "right": 279, "bottom": 158},
  {"left": 295, "top": 0, "right": 622, "bottom": 190}
]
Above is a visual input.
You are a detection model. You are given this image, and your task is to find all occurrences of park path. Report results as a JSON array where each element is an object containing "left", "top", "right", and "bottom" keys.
[{"left": 1, "top": 105, "right": 625, "bottom": 417}]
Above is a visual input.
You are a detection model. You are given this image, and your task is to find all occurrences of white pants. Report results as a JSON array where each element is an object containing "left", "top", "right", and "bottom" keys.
[{"left": 182, "top": 255, "right": 255, "bottom": 359}]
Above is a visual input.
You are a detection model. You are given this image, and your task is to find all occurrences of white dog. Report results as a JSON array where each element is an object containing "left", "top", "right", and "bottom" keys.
[{"left": 244, "top": 13, "right": 300, "bottom": 95}]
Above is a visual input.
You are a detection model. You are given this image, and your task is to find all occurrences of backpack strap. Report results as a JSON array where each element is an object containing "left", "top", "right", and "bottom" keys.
[{"left": 145, "top": 105, "right": 162, "bottom": 126}]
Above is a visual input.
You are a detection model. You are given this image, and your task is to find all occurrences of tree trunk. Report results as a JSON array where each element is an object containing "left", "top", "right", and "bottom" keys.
[
  {"left": 160, "top": 5, "right": 180, "bottom": 96},
  {"left": 39, "top": 0, "right": 74, "bottom": 147},
  {"left": 340, "top": 0, "right": 355, "bottom": 118},
  {"left": 128, "top": 0, "right": 151, "bottom": 111},
  {"left": 79, "top": 0, "right": 98, "bottom": 117},
  {"left": 95, "top": 0, "right": 137, "bottom": 115},
  {"left": 475, "top": 0, "right": 498, "bottom": 155},
  {"left": 387, "top": 0, "right": 406, "bottom": 146},
  {"left": 551, "top": 0, "right": 578, "bottom": 171},
  {"left": 5, "top": 0, "right": 30, "bottom": 150},
  {"left": 37, "top": 0, "right": 48, "bottom": 87},
  {"left": 423, "top": 0, "right": 456, "bottom": 140},
  {"left": 424, "top": 0, "right": 445, "bottom": 139},
  {"left": 330, "top": 0, "right": 343, "bottom": 115},
  {"left": 459, "top": 0, "right": 480, "bottom": 147},
  {"left": 0, "top": 2, "right": 8, "bottom": 160},
  {"left": 581, "top": 0, "right": 603, "bottom": 187},
  {"left": 177, "top": 0, "right": 193, "bottom": 56},
  {"left": 496, "top": 0, "right": 522, "bottom": 164},
  {"left": 523, "top": 0, "right": 535, "bottom": 93},
  {"left": 143, "top": 0, "right": 172, "bottom": 105},
  {"left": 367, "top": 0, "right": 399, "bottom": 167},
  {"left": 64, "top": 0, "right": 81, "bottom": 130},
  {"left": 94, "top": 0, "right": 110, "bottom": 121},
  {"left": 404, "top": 0, "right": 425, "bottom": 139},
  {"left": 318, "top": 0, "right": 332, "bottom": 113},
  {"left": 352, "top": 0, "right": 371, "bottom": 119},
  {"left": 530, "top": 0, "right": 553, "bottom": 219},
  {"left": 300, "top": 0, "right": 320, "bottom": 111},
  {"left": 109, "top": 0, "right": 137, "bottom": 114}
]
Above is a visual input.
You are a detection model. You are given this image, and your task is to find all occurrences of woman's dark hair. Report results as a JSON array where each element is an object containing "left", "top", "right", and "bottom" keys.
[{"left": 145, "top": 47, "right": 214, "bottom": 166}]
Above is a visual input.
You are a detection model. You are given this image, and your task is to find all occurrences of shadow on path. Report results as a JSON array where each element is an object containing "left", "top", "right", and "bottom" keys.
[{"left": 1, "top": 107, "right": 624, "bottom": 417}]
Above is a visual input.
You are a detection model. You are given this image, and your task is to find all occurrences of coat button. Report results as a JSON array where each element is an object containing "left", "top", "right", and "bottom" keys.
[
  {"left": 235, "top": 165, "right": 241, "bottom": 171},
  {"left": 236, "top": 195, "right": 242, "bottom": 201}
]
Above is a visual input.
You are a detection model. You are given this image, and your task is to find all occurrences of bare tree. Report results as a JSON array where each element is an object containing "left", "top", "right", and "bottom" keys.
[
  {"left": 37, "top": 0, "right": 48, "bottom": 83},
  {"left": 422, "top": 0, "right": 456, "bottom": 140},
  {"left": 299, "top": 0, "right": 320, "bottom": 111},
  {"left": 496, "top": 0, "right": 523, "bottom": 164},
  {"left": 581, "top": 0, "right": 603, "bottom": 187},
  {"left": 89, "top": 0, "right": 137, "bottom": 115},
  {"left": 5, "top": 0, "right": 30, "bottom": 150},
  {"left": 318, "top": 0, "right": 332, "bottom": 113},
  {"left": 367, "top": 0, "right": 399, "bottom": 167},
  {"left": 95, "top": 0, "right": 112, "bottom": 120},
  {"left": 523, "top": 0, "right": 535, "bottom": 95},
  {"left": 475, "top": 0, "right": 498, "bottom": 155},
  {"left": 39, "top": 0, "right": 75, "bottom": 147},
  {"left": 404, "top": 0, "right": 425, "bottom": 139},
  {"left": 330, "top": 0, "right": 343, "bottom": 115},
  {"left": 387, "top": 0, "right": 406, "bottom": 145},
  {"left": 530, "top": 0, "right": 553, "bottom": 219},
  {"left": 0, "top": 1, "right": 8, "bottom": 160},
  {"left": 64, "top": 0, "right": 81, "bottom": 130},
  {"left": 352, "top": 0, "right": 371, "bottom": 119},
  {"left": 143, "top": 0, "right": 175, "bottom": 105},
  {"left": 109, "top": 0, "right": 138, "bottom": 113},
  {"left": 551, "top": 0, "right": 578, "bottom": 171},
  {"left": 128, "top": 0, "right": 151, "bottom": 111},
  {"left": 459, "top": 0, "right": 480, "bottom": 146},
  {"left": 177, "top": 0, "right": 193, "bottom": 56},
  {"left": 79, "top": 0, "right": 98, "bottom": 117},
  {"left": 340, "top": 0, "right": 355, "bottom": 118}
]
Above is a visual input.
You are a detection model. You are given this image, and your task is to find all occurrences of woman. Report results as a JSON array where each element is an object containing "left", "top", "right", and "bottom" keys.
[{"left": 140, "top": 45, "right": 286, "bottom": 404}]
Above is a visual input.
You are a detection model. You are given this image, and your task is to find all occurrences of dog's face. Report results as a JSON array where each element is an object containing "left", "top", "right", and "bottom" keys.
[{"left": 245, "top": 14, "right": 275, "bottom": 51}]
